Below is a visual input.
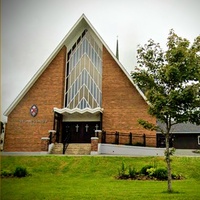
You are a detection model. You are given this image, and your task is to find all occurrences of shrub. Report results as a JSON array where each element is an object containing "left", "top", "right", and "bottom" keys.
[
  {"left": 118, "top": 162, "right": 128, "bottom": 178},
  {"left": 146, "top": 167, "right": 156, "bottom": 176},
  {"left": 13, "top": 166, "right": 28, "bottom": 178},
  {"left": 154, "top": 168, "right": 168, "bottom": 180},
  {"left": 1, "top": 169, "right": 13, "bottom": 177},
  {"left": 117, "top": 163, "right": 183, "bottom": 181},
  {"left": 128, "top": 166, "right": 137, "bottom": 178},
  {"left": 171, "top": 173, "right": 183, "bottom": 180},
  {"left": 140, "top": 165, "right": 153, "bottom": 175}
]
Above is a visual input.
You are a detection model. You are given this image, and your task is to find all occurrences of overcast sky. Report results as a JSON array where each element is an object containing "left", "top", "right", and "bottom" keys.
[{"left": 2, "top": 0, "right": 200, "bottom": 122}]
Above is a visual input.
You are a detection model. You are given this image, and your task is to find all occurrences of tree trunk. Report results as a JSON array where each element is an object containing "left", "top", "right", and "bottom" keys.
[{"left": 165, "top": 132, "right": 172, "bottom": 192}]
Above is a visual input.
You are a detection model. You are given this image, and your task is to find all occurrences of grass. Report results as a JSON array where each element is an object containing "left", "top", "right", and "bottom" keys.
[{"left": 1, "top": 156, "right": 200, "bottom": 200}]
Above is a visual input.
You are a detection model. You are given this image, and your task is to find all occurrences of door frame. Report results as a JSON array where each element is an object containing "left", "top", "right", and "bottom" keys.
[{"left": 63, "top": 121, "right": 101, "bottom": 143}]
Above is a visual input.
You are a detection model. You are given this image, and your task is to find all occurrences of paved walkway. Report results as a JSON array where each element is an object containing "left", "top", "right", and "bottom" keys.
[
  {"left": 1, "top": 149, "right": 200, "bottom": 157},
  {"left": 174, "top": 149, "right": 200, "bottom": 157}
]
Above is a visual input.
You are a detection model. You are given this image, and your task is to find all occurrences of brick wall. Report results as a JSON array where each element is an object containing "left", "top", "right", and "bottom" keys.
[
  {"left": 102, "top": 47, "right": 156, "bottom": 147},
  {"left": 4, "top": 43, "right": 157, "bottom": 151},
  {"left": 4, "top": 46, "right": 66, "bottom": 152}
]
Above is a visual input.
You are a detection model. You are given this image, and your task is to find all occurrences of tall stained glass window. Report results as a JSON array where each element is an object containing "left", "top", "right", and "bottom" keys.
[{"left": 65, "top": 30, "right": 102, "bottom": 109}]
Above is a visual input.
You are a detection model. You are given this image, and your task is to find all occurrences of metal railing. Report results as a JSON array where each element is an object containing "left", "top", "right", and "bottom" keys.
[{"left": 62, "top": 133, "right": 71, "bottom": 154}]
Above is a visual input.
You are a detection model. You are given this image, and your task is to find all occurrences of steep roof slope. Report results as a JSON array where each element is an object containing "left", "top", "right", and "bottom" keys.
[{"left": 4, "top": 14, "right": 147, "bottom": 116}]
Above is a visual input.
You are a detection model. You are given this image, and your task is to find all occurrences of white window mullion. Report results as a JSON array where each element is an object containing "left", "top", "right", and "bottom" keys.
[
  {"left": 83, "top": 56, "right": 85, "bottom": 108},
  {"left": 78, "top": 74, "right": 82, "bottom": 108},
  {"left": 65, "top": 30, "right": 103, "bottom": 109},
  {"left": 88, "top": 61, "right": 90, "bottom": 108},
  {"left": 73, "top": 50, "right": 77, "bottom": 109}
]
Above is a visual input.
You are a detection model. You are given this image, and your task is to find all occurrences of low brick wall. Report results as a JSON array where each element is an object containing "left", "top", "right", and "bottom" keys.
[
  {"left": 91, "top": 137, "right": 99, "bottom": 155},
  {"left": 41, "top": 137, "right": 50, "bottom": 151},
  {"left": 101, "top": 131, "right": 156, "bottom": 147}
]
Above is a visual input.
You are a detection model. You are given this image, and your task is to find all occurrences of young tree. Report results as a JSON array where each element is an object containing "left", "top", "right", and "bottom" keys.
[{"left": 131, "top": 29, "right": 200, "bottom": 192}]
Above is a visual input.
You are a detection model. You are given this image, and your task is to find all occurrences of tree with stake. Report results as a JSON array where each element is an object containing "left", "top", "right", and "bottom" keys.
[{"left": 131, "top": 29, "right": 200, "bottom": 192}]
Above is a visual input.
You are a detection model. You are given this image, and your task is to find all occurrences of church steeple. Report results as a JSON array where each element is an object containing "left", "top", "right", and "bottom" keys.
[{"left": 116, "top": 36, "right": 119, "bottom": 60}]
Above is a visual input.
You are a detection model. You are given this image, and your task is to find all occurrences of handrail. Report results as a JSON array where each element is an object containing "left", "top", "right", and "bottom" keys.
[{"left": 62, "top": 133, "right": 70, "bottom": 154}]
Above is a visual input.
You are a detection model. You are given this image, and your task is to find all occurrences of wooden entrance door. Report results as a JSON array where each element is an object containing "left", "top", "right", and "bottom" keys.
[{"left": 63, "top": 122, "right": 100, "bottom": 143}]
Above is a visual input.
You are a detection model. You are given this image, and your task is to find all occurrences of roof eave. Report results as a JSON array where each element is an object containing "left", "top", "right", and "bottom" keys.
[{"left": 4, "top": 14, "right": 86, "bottom": 116}]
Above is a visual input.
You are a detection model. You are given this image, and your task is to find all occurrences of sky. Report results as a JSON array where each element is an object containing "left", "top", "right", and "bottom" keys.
[{"left": 1, "top": 0, "right": 200, "bottom": 122}]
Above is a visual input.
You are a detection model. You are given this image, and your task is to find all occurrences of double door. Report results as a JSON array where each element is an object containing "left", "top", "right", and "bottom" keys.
[{"left": 63, "top": 122, "right": 100, "bottom": 143}]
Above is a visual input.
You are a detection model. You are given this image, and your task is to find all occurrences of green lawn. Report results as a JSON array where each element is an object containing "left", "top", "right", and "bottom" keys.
[{"left": 1, "top": 156, "right": 200, "bottom": 200}]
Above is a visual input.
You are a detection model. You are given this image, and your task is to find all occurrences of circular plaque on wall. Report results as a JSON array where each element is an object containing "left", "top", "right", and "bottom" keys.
[{"left": 30, "top": 105, "right": 38, "bottom": 117}]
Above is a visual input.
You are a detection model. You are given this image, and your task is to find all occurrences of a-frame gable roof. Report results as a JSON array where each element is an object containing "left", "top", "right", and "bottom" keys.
[{"left": 4, "top": 14, "right": 147, "bottom": 116}]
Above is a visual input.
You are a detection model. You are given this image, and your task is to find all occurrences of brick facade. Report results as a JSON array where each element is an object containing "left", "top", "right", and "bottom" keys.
[
  {"left": 102, "top": 47, "right": 156, "bottom": 146},
  {"left": 4, "top": 46, "right": 66, "bottom": 151},
  {"left": 4, "top": 39, "right": 157, "bottom": 152}
]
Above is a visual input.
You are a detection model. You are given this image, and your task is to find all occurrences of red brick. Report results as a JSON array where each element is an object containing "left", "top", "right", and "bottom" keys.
[
  {"left": 4, "top": 44, "right": 157, "bottom": 152},
  {"left": 4, "top": 47, "right": 66, "bottom": 152},
  {"left": 102, "top": 46, "right": 156, "bottom": 145}
]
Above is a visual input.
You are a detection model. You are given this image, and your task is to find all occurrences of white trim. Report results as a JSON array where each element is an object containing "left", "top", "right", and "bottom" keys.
[
  {"left": 4, "top": 14, "right": 147, "bottom": 116},
  {"left": 41, "top": 137, "right": 50, "bottom": 140},
  {"left": 198, "top": 136, "right": 200, "bottom": 145},
  {"left": 91, "top": 137, "right": 99, "bottom": 140},
  {"left": 54, "top": 107, "right": 103, "bottom": 114},
  {"left": 48, "top": 130, "right": 56, "bottom": 133}
]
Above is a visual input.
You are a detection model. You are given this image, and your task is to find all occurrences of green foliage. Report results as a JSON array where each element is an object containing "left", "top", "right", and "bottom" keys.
[
  {"left": 146, "top": 167, "right": 156, "bottom": 176},
  {"left": 132, "top": 30, "right": 200, "bottom": 192},
  {"left": 13, "top": 166, "right": 28, "bottom": 178},
  {"left": 1, "top": 156, "right": 200, "bottom": 200},
  {"left": 118, "top": 162, "right": 137, "bottom": 179},
  {"left": 1, "top": 169, "right": 13, "bottom": 177},
  {"left": 140, "top": 165, "right": 153, "bottom": 175},
  {"left": 132, "top": 29, "right": 200, "bottom": 126},
  {"left": 1, "top": 166, "right": 29, "bottom": 178},
  {"left": 128, "top": 166, "right": 137, "bottom": 178},
  {"left": 138, "top": 119, "right": 158, "bottom": 131},
  {"left": 146, "top": 167, "right": 181, "bottom": 181},
  {"left": 165, "top": 147, "right": 176, "bottom": 157},
  {"left": 118, "top": 161, "right": 127, "bottom": 178},
  {"left": 154, "top": 168, "right": 168, "bottom": 180},
  {"left": 117, "top": 162, "right": 182, "bottom": 181}
]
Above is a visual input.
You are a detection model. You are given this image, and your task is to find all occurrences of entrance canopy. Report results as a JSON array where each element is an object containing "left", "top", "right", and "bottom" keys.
[{"left": 53, "top": 107, "right": 103, "bottom": 122}]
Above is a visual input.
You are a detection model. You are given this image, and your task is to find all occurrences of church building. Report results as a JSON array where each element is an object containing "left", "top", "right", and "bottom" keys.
[{"left": 3, "top": 14, "right": 156, "bottom": 152}]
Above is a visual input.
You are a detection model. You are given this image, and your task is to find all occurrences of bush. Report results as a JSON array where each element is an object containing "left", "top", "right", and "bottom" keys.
[
  {"left": 118, "top": 162, "right": 128, "bottom": 178},
  {"left": 171, "top": 173, "right": 183, "bottom": 180},
  {"left": 118, "top": 162, "right": 137, "bottom": 179},
  {"left": 1, "top": 169, "right": 13, "bottom": 177},
  {"left": 13, "top": 166, "right": 28, "bottom": 178},
  {"left": 146, "top": 167, "right": 156, "bottom": 176},
  {"left": 128, "top": 166, "right": 137, "bottom": 178},
  {"left": 140, "top": 165, "right": 153, "bottom": 175},
  {"left": 154, "top": 168, "right": 168, "bottom": 180},
  {"left": 117, "top": 163, "right": 183, "bottom": 181}
]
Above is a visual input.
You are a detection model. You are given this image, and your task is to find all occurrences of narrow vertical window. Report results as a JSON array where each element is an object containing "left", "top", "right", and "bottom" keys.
[{"left": 65, "top": 30, "right": 102, "bottom": 109}]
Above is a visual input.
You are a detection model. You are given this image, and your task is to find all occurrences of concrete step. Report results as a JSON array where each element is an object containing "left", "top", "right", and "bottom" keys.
[
  {"left": 52, "top": 143, "right": 63, "bottom": 154},
  {"left": 66, "top": 143, "right": 91, "bottom": 155}
]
